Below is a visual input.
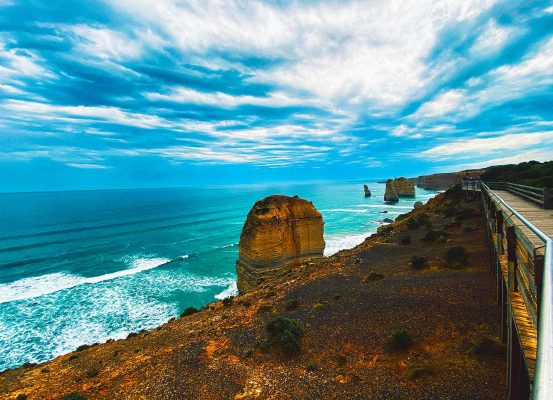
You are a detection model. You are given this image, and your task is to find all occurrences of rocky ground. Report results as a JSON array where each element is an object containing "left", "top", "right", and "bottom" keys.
[{"left": 0, "top": 186, "right": 507, "bottom": 400}]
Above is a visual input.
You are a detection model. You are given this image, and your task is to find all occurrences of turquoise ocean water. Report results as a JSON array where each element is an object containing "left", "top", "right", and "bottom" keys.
[{"left": 0, "top": 181, "right": 436, "bottom": 371}]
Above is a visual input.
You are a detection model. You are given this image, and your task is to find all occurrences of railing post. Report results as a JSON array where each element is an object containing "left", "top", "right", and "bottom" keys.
[
  {"left": 535, "top": 253, "right": 544, "bottom": 319},
  {"left": 507, "top": 226, "right": 517, "bottom": 292},
  {"left": 496, "top": 210, "right": 504, "bottom": 254},
  {"left": 544, "top": 188, "right": 552, "bottom": 210}
]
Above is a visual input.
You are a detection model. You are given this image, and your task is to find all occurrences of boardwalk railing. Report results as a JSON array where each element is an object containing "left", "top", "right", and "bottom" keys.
[
  {"left": 464, "top": 180, "right": 553, "bottom": 399},
  {"left": 472, "top": 181, "right": 553, "bottom": 209}
]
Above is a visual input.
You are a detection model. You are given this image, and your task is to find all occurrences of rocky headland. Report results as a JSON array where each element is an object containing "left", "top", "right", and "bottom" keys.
[
  {"left": 236, "top": 195, "right": 325, "bottom": 293},
  {"left": 0, "top": 186, "right": 506, "bottom": 400},
  {"left": 415, "top": 171, "right": 483, "bottom": 190},
  {"left": 393, "top": 177, "right": 415, "bottom": 196}
]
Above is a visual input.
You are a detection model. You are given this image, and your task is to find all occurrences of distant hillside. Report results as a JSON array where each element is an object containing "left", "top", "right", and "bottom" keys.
[{"left": 481, "top": 160, "right": 553, "bottom": 188}]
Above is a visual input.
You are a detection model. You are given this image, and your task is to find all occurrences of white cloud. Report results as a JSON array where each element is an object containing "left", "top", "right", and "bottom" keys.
[
  {"left": 66, "top": 163, "right": 110, "bottom": 169},
  {"left": 422, "top": 131, "right": 553, "bottom": 158},
  {"left": 145, "top": 87, "right": 321, "bottom": 109},
  {"left": 414, "top": 89, "right": 467, "bottom": 118},
  {"left": 470, "top": 19, "right": 523, "bottom": 55},
  {"left": 108, "top": 0, "right": 499, "bottom": 107}
]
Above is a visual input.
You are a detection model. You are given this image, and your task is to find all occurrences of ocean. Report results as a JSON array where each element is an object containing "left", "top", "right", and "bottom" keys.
[{"left": 0, "top": 181, "right": 436, "bottom": 371}]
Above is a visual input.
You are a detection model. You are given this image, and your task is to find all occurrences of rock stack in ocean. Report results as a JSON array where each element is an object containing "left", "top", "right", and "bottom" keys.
[
  {"left": 384, "top": 179, "right": 399, "bottom": 203},
  {"left": 393, "top": 177, "right": 415, "bottom": 196},
  {"left": 363, "top": 185, "right": 371, "bottom": 197},
  {"left": 236, "top": 195, "right": 325, "bottom": 293}
]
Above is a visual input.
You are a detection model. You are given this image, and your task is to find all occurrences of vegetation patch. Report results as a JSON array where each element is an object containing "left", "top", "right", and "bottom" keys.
[
  {"left": 386, "top": 329, "right": 413, "bottom": 351},
  {"left": 411, "top": 255, "right": 428, "bottom": 270},
  {"left": 256, "top": 305, "right": 274, "bottom": 315},
  {"left": 85, "top": 366, "right": 100, "bottom": 379},
  {"left": 405, "top": 361, "right": 433, "bottom": 380},
  {"left": 364, "top": 271, "right": 385, "bottom": 282},
  {"left": 401, "top": 235, "right": 411, "bottom": 245},
  {"left": 61, "top": 393, "right": 87, "bottom": 400},
  {"left": 261, "top": 316, "right": 305, "bottom": 355},
  {"left": 446, "top": 246, "right": 469, "bottom": 268},
  {"left": 455, "top": 207, "right": 474, "bottom": 221},
  {"left": 306, "top": 361, "right": 318, "bottom": 372},
  {"left": 471, "top": 337, "right": 506, "bottom": 357},
  {"left": 407, "top": 213, "right": 430, "bottom": 230},
  {"left": 284, "top": 299, "right": 300, "bottom": 311},
  {"left": 423, "top": 229, "right": 449, "bottom": 243},
  {"left": 222, "top": 296, "right": 234, "bottom": 306},
  {"left": 180, "top": 306, "right": 199, "bottom": 317}
]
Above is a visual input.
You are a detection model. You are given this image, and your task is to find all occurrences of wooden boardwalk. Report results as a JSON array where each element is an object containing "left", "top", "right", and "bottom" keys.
[{"left": 473, "top": 182, "right": 553, "bottom": 399}]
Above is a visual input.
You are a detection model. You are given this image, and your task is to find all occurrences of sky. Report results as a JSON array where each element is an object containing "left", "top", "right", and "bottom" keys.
[{"left": 0, "top": 0, "right": 552, "bottom": 192}]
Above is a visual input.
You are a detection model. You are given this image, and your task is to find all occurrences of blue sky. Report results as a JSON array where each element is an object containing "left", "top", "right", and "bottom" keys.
[{"left": 0, "top": 0, "right": 552, "bottom": 192}]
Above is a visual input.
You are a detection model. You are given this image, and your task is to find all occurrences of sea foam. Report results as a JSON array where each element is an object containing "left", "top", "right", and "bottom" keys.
[{"left": 0, "top": 255, "right": 171, "bottom": 304}]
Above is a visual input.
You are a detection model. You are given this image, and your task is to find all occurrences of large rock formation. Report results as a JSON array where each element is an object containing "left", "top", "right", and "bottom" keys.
[
  {"left": 236, "top": 195, "right": 325, "bottom": 293},
  {"left": 384, "top": 179, "right": 399, "bottom": 203},
  {"left": 363, "top": 184, "right": 371, "bottom": 197},
  {"left": 393, "top": 177, "right": 415, "bottom": 196}
]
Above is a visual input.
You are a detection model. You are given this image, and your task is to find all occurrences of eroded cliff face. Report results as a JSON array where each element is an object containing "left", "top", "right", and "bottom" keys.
[
  {"left": 236, "top": 195, "right": 325, "bottom": 293},
  {"left": 416, "top": 170, "right": 483, "bottom": 190},
  {"left": 393, "top": 177, "right": 415, "bottom": 196},
  {"left": 384, "top": 179, "right": 399, "bottom": 203}
]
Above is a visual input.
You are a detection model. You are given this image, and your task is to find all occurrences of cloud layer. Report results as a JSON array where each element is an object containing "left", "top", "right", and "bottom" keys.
[{"left": 0, "top": 0, "right": 552, "bottom": 190}]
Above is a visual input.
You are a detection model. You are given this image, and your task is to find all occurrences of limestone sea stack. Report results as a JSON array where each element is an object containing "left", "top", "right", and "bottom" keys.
[
  {"left": 364, "top": 184, "right": 371, "bottom": 197},
  {"left": 384, "top": 179, "right": 399, "bottom": 203},
  {"left": 236, "top": 195, "right": 325, "bottom": 293},
  {"left": 393, "top": 177, "right": 415, "bottom": 197}
]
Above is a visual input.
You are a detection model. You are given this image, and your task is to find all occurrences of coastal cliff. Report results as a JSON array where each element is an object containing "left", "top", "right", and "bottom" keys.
[
  {"left": 236, "top": 195, "right": 325, "bottom": 293},
  {"left": 0, "top": 187, "right": 506, "bottom": 400},
  {"left": 416, "top": 170, "right": 483, "bottom": 190}
]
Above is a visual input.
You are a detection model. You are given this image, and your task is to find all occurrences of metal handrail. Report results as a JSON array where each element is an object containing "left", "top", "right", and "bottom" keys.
[{"left": 480, "top": 181, "right": 553, "bottom": 399}]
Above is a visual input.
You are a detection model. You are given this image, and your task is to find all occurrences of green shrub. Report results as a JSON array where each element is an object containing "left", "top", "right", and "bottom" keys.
[
  {"left": 386, "top": 329, "right": 413, "bottom": 351},
  {"left": 76, "top": 344, "right": 90, "bottom": 352},
  {"left": 364, "top": 272, "right": 385, "bottom": 282},
  {"left": 242, "top": 300, "right": 251, "bottom": 307},
  {"left": 265, "top": 290, "right": 276, "bottom": 298},
  {"left": 180, "top": 306, "right": 198, "bottom": 317},
  {"left": 395, "top": 213, "right": 409, "bottom": 222},
  {"left": 61, "top": 393, "right": 87, "bottom": 400},
  {"left": 424, "top": 230, "right": 449, "bottom": 243},
  {"left": 306, "top": 361, "right": 317, "bottom": 372},
  {"left": 407, "top": 218, "right": 419, "bottom": 230},
  {"left": 471, "top": 337, "right": 505, "bottom": 357},
  {"left": 455, "top": 207, "right": 474, "bottom": 221},
  {"left": 16, "top": 395, "right": 28, "bottom": 400},
  {"left": 405, "top": 361, "right": 433, "bottom": 380},
  {"left": 401, "top": 235, "right": 411, "bottom": 245},
  {"left": 256, "top": 305, "right": 273, "bottom": 315},
  {"left": 411, "top": 255, "right": 428, "bottom": 270},
  {"left": 263, "top": 316, "right": 305, "bottom": 355},
  {"left": 85, "top": 366, "right": 99, "bottom": 379},
  {"left": 446, "top": 246, "right": 469, "bottom": 268},
  {"left": 444, "top": 184, "right": 464, "bottom": 201},
  {"left": 284, "top": 299, "right": 300, "bottom": 311},
  {"left": 222, "top": 296, "right": 234, "bottom": 307}
]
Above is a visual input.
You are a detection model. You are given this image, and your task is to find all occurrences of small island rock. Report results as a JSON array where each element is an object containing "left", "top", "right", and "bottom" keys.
[
  {"left": 384, "top": 179, "right": 399, "bottom": 203},
  {"left": 363, "top": 184, "right": 372, "bottom": 197}
]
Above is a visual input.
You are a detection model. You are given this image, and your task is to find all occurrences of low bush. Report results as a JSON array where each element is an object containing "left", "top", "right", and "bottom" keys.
[
  {"left": 471, "top": 337, "right": 505, "bottom": 357},
  {"left": 180, "top": 306, "right": 198, "bottom": 317},
  {"left": 411, "top": 255, "right": 428, "bottom": 270},
  {"left": 405, "top": 361, "right": 433, "bottom": 380},
  {"left": 222, "top": 296, "right": 234, "bottom": 307},
  {"left": 284, "top": 299, "right": 300, "bottom": 311},
  {"left": 401, "top": 235, "right": 411, "bottom": 245},
  {"left": 85, "top": 366, "right": 100, "bottom": 379},
  {"left": 407, "top": 213, "right": 430, "bottom": 230},
  {"left": 455, "top": 207, "right": 474, "bottom": 221},
  {"left": 424, "top": 230, "right": 449, "bottom": 243},
  {"left": 16, "top": 395, "right": 27, "bottom": 400},
  {"left": 446, "top": 246, "right": 469, "bottom": 268},
  {"left": 306, "top": 361, "right": 317, "bottom": 372},
  {"left": 265, "top": 290, "right": 276, "bottom": 298},
  {"left": 386, "top": 329, "right": 413, "bottom": 351},
  {"left": 364, "top": 272, "right": 385, "bottom": 282},
  {"left": 262, "top": 316, "right": 304, "bottom": 355},
  {"left": 444, "top": 184, "right": 464, "bottom": 201},
  {"left": 256, "top": 305, "right": 273, "bottom": 315},
  {"left": 61, "top": 393, "right": 87, "bottom": 400}
]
